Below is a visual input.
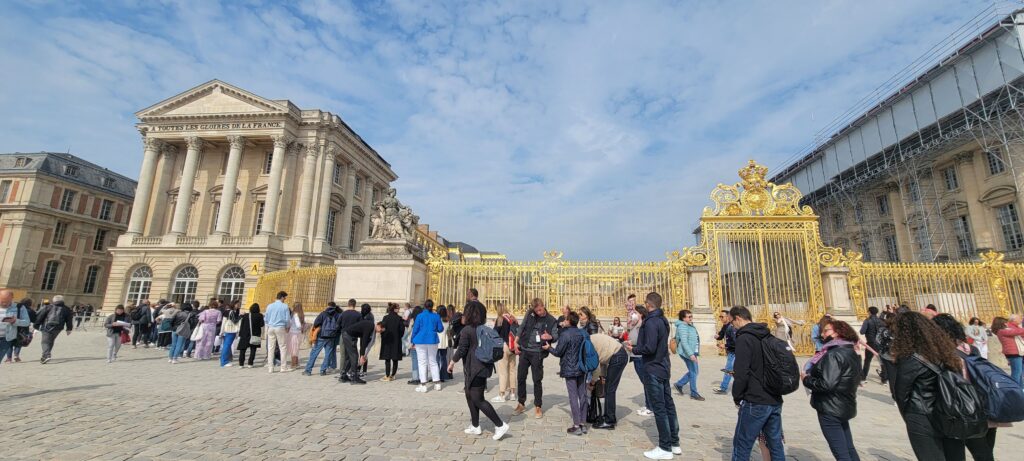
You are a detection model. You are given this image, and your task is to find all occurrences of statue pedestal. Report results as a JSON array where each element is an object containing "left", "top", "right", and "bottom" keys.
[{"left": 334, "top": 239, "right": 428, "bottom": 305}]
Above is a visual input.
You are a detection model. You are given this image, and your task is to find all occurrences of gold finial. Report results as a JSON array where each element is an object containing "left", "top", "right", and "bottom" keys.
[{"left": 738, "top": 159, "right": 769, "bottom": 190}]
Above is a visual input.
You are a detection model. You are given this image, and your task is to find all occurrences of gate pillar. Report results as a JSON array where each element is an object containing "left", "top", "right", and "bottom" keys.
[{"left": 821, "top": 266, "right": 857, "bottom": 324}]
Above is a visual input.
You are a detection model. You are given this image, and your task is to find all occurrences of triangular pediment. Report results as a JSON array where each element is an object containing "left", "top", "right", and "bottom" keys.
[{"left": 137, "top": 80, "right": 288, "bottom": 118}]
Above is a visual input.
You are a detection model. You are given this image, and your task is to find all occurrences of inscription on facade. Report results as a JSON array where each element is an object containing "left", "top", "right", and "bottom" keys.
[{"left": 155, "top": 121, "right": 283, "bottom": 132}]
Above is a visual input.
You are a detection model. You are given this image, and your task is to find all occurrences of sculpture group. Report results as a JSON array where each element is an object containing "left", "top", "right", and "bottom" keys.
[{"left": 369, "top": 187, "right": 420, "bottom": 241}]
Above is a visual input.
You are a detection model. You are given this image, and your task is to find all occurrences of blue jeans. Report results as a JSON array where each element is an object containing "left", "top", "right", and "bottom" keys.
[
  {"left": 219, "top": 333, "right": 236, "bottom": 366},
  {"left": 184, "top": 338, "right": 195, "bottom": 356},
  {"left": 675, "top": 355, "right": 700, "bottom": 396},
  {"left": 643, "top": 374, "right": 680, "bottom": 451},
  {"left": 305, "top": 338, "right": 336, "bottom": 373},
  {"left": 732, "top": 401, "right": 785, "bottom": 461},
  {"left": 410, "top": 347, "right": 419, "bottom": 380},
  {"left": 0, "top": 339, "right": 11, "bottom": 366},
  {"left": 632, "top": 357, "right": 651, "bottom": 408},
  {"left": 719, "top": 352, "right": 736, "bottom": 391},
  {"left": 169, "top": 333, "right": 187, "bottom": 360},
  {"left": 4, "top": 343, "right": 20, "bottom": 360},
  {"left": 1008, "top": 355, "right": 1023, "bottom": 388}
]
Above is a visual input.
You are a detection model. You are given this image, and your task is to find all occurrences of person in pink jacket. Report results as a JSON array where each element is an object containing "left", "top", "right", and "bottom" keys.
[{"left": 993, "top": 314, "right": 1024, "bottom": 388}]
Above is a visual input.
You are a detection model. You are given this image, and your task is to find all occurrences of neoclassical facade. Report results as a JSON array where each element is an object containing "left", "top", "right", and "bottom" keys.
[{"left": 104, "top": 80, "right": 397, "bottom": 306}]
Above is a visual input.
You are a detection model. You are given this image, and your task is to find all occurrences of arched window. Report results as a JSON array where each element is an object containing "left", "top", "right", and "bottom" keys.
[
  {"left": 172, "top": 265, "right": 199, "bottom": 304},
  {"left": 125, "top": 266, "right": 152, "bottom": 305},
  {"left": 218, "top": 266, "right": 246, "bottom": 301}
]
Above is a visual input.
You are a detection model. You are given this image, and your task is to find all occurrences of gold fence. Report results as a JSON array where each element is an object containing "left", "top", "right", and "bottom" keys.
[{"left": 248, "top": 265, "right": 337, "bottom": 314}]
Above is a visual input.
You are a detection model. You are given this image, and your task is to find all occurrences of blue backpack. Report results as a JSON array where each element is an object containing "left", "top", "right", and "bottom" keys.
[
  {"left": 961, "top": 352, "right": 1024, "bottom": 423},
  {"left": 475, "top": 325, "right": 504, "bottom": 364},
  {"left": 319, "top": 311, "right": 342, "bottom": 339},
  {"left": 578, "top": 333, "right": 599, "bottom": 373}
]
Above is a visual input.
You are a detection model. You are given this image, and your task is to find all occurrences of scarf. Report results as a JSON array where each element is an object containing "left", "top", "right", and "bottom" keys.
[{"left": 807, "top": 338, "right": 854, "bottom": 369}]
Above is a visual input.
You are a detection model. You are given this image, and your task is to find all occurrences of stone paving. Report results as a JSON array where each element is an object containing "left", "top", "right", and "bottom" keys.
[{"left": 2, "top": 328, "right": 1022, "bottom": 460}]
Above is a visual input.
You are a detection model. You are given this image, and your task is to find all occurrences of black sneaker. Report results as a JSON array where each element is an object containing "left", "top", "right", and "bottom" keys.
[
  {"left": 351, "top": 376, "right": 367, "bottom": 385},
  {"left": 691, "top": 394, "right": 706, "bottom": 401},
  {"left": 339, "top": 375, "right": 351, "bottom": 383},
  {"left": 712, "top": 388, "right": 728, "bottom": 395},
  {"left": 673, "top": 384, "right": 684, "bottom": 395},
  {"left": 319, "top": 371, "right": 327, "bottom": 376},
  {"left": 407, "top": 379, "right": 420, "bottom": 385},
  {"left": 592, "top": 421, "right": 616, "bottom": 430},
  {"left": 301, "top": 371, "right": 312, "bottom": 376}
]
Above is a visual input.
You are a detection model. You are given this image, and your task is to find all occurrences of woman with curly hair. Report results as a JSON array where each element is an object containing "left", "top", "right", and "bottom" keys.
[
  {"left": 802, "top": 319, "right": 862, "bottom": 461},
  {"left": 886, "top": 311, "right": 969, "bottom": 460}
]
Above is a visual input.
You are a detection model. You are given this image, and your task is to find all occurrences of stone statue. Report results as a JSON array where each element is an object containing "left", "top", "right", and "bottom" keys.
[{"left": 369, "top": 187, "right": 419, "bottom": 240}]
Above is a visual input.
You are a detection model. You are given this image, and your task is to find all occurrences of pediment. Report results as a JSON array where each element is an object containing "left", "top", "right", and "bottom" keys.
[{"left": 136, "top": 80, "right": 288, "bottom": 118}]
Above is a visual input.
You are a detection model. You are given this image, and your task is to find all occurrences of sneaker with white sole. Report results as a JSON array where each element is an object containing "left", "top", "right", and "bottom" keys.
[
  {"left": 644, "top": 447, "right": 673, "bottom": 459},
  {"left": 415, "top": 385, "right": 428, "bottom": 393},
  {"left": 492, "top": 422, "right": 510, "bottom": 441},
  {"left": 434, "top": 383, "right": 442, "bottom": 391},
  {"left": 639, "top": 408, "right": 654, "bottom": 416},
  {"left": 672, "top": 446, "right": 682, "bottom": 455},
  {"left": 490, "top": 395, "right": 506, "bottom": 403},
  {"left": 464, "top": 425, "right": 482, "bottom": 435},
  {"left": 636, "top": 407, "right": 649, "bottom": 415}
]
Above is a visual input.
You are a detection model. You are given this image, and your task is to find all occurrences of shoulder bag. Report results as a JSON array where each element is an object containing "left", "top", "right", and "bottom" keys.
[
  {"left": 190, "top": 321, "right": 205, "bottom": 341},
  {"left": 13, "top": 305, "right": 33, "bottom": 347},
  {"left": 249, "top": 314, "right": 261, "bottom": 346}
]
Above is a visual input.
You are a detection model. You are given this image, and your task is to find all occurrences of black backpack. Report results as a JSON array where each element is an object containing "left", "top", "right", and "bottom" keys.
[
  {"left": 130, "top": 308, "right": 144, "bottom": 322},
  {"left": 319, "top": 311, "right": 342, "bottom": 339},
  {"left": 915, "top": 354, "right": 988, "bottom": 440},
  {"left": 758, "top": 335, "right": 800, "bottom": 395}
]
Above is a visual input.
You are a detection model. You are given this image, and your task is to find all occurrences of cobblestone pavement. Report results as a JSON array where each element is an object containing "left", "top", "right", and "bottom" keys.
[{"left": 2, "top": 329, "right": 1021, "bottom": 460}]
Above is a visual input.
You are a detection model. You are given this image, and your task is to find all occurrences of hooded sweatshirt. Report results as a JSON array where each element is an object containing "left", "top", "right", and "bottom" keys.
[
  {"left": 632, "top": 307, "right": 670, "bottom": 380},
  {"left": 732, "top": 322, "right": 783, "bottom": 406}
]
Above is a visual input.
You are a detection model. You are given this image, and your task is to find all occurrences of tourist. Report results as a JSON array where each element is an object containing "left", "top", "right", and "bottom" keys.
[
  {"left": 993, "top": 315, "right": 1024, "bottom": 387},
  {"left": 730, "top": 305, "right": 785, "bottom": 461},
  {"left": 4, "top": 298, "right": 35, "bottom": 363},
  {"left": 514, "top": 297, "right": 559, "bottom": 418},
  {"left": 411, "top": 299, "right": 444, "bottom": 392},
  {"left": 405, "top": 305, "right": 423, "bottom": 384},
  {"left": 339, "top": 318, "right": 375, "bottom": 385},
  {"left": 339, "top": 298, "right": 362, "bottom": 376},
  {"left": 1, "top": 290, "right": 32, "bottom": 369},
  {"left": 921, "top": 304, "right": 939, "bottom": 319},
  {"left": 622, "top": 292, "right": 678, "bottom": 459},
  {"left": 169, "top": 304, "right": 196, "bottom": 364},
  {"left": 589, "top": 328, "right": 628, "bottom": 430},
  {"left": 219, "top": 303, "right": 241, "bottom": 367},
  {"left": 859, "top": 306, "right": 884, "bottom": 382},
  {"left": 286, "top": 302, "right": 306, "bottom": 371},
  {"left": 237, "top": 304, "right": 264, "bottom": 368},
  {"left": 437, "top": 305, "right": 451, "bottom": 381},
  {"left": 580, "top": 306, "right": 603, "bottom": 336},
  {"left": 147, "top": 300, "right": 161, "bottom": 345},
  {"left": 966, "top": 317, "right": 989, "bottom": 359},
  {"left": 195, "top": 302, "right": 222, "bottom": 360},
  {"left": 772, "top": 312, "right": 803, "bottom": 349},
  {"left": 182, "top": 301, "right": 201, "bottom": 358},
  {"left": 34, "top": 295, "right": 74, "bottom": 364},
  {"left": 609, "top": 317, "right": 625, "bottom": 340},
  {"left": 811, "top": 314, "right": 831, "bottom": 352},
  {"left": 378, "top": 303, "right": 405, "bottom": 381},
  {"left": 713, "top": 310, "right": 738, "bottom": 395},
  {"left": 130, "top": 300, "right": 153, "bottom": 348},
  {"left": 673, "top": 309, "right": 704, "bottom": 401},
  {"left": 886, "top": 311, "right": 978, "bottom": 459},
  {"left": 629, "top": 302, "right": 653, "bottom": 415},
  {"left": 802, "top": 319, "right": 862, "bottom": 461},
  {"left": 263, "top": 291, "right": 290, "bottom": 373},
  {"left": 155, "top": 302, "right": 178, "bottom": 351},
  {"left": 448, "top": 299, "right": 510, "bottom": 440},
  {"left": 359, "top": 303, "right": 374, "bottom": 376},
  {"left": 548, "top": 310, "right": 589, "bottom": 435},
  {"left": 103, "top": 305, "right": 130, "bottom": 363},
  {"left": 491, "top": 301, "right": 518, "bottom": 402},
  {"left": 303, "top": 302, "right": 342, "bottom": 376}
]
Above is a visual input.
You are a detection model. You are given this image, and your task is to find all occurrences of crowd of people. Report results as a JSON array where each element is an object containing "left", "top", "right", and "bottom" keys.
[{"left": 3, "top": 285, "right": 1024, "bottom": 460}]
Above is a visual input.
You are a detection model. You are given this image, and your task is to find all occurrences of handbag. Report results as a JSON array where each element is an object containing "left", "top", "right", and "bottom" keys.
[
  {"left": 248, "top": 314, "right": 261, "bottom": 346},
  {"left": 190, "top": 322, "right": 205, "bottom": 341},
  {"left": 669, "top": 338, "right": 678, "bottom": 354},
  {"left": 120, "top": 330, "right": 130, "bottom": 344},
  {"left": 1014, "top": 335, "right": 1024, "bottom": 357},
  {"left": 12, "top": 306, "right": 33, "bottom": 347},
  {"left": 586, "top": 389, "right": 604, "bottom": 424}
]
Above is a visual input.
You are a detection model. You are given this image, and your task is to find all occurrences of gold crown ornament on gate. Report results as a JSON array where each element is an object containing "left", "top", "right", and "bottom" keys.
[{"left": 704, "top": 160, "right": 815, "bottom": 217}]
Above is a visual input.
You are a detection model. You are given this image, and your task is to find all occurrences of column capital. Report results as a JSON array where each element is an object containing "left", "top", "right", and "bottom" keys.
[
  {"left": 227, "top": 135, "right": 246, "bottom": 150},
  {"left": 143, "top": 136, "right": 164, "bottom": 151},
  {"left": 287, "top": 142, "right": 303, "bottom": 157},
  {"left": 271, "top": 134, "right": 293, "bottom": 149},
  {"left": 161, "top": 144, "right": 179, "bottom": 158},
  {"left": 306, "top": 144, "right": 320, "bottom": 160},
  {"left": 185, "top": 136, "right": 204, "bottom": 151}
]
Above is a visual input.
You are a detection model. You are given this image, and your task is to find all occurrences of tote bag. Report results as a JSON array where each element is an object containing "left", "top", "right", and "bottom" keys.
[{"left": 190, "top": 323, "right": 205, "bottom": 341}]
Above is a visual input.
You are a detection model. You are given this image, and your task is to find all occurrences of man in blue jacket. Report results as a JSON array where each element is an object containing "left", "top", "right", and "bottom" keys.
[{"left": 625, "top": 292, "right": 679, "bottom": 460}]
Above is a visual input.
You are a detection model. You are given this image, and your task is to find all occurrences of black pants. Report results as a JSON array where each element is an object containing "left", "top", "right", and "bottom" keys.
[
  {"left": 904, "top": 414, "right": 966, "bottom": 461},
  {"left": 157, "top": 331, "right": 172, "bottom": 348},
  {"left": 132, "top": 324, "right": 151, "bottom": 346},
  {"left": 603, "top": 349, "right": 628, "bottom": 423},
  {"left": 861, "top": 348, "right": 875, "bottom": 381},
  {"left": 467, "top": 376, "right": 503, "bottom": 427},
  {"left": 818, "top": 413, "right": 860, "bottom": 461},
  {"left": 238, "top": 345, "right": 258, "bottom": 366},
  {"left": 384, "top": 359, "right": 399, "bottom": 377},
  {"left": 341, "top": 332, "right": 359, "bottom": 377},
  {"left": 517, "top": 350, "right": 545, "bottom": 407},
  {"left": 964, "top": 428, "right": 996, "bottom": 461}
]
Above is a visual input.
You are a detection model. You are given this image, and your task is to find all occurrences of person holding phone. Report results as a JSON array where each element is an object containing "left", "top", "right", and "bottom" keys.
[{"left": 513, "top": 297, "right": 559, "bottom": 419}]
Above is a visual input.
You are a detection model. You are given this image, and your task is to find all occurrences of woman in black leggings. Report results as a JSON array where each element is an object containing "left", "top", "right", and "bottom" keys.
[
  {"left": 449, "top": 300, "right": 510, "bottom": 440},
  {"left": 237, "top": 304, "right": 264, "bottom": 368}
]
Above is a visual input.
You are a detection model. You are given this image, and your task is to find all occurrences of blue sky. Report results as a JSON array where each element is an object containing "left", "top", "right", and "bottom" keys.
[{"left": 0, "top": 0, "right": 991, "bottom": 259}]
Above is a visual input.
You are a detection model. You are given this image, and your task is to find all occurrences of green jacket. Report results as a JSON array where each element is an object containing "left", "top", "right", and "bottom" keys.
[{"left": 673, "top": 319, "right": 700, "bottom": 358}]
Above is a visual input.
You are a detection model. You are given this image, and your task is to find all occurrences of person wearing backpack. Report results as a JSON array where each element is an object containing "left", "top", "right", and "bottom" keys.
[
  {"left": 886, "top": 311, "right": 987, "bottom": 460},
  {"left": 801, "top": 319, "right": 863, "bottom": 461},
  {"left": 448, "top": 300, "right": 510, "bottom": 441},
  {"left": 491, "top": 302, "right": 518, "bottom": 403},
  {"left": 1, "top": 290, "right": 33, "bottom": 370},
  {"left": 33, "top": 295, "right": 74, "bottom": 364},
  {"left": 303, "top": 302, "right": 343, "bottom": 376},
  {"left": 547, "top": 311, "right": 589, "bottom": 435},
  {"left": 673, "top": 309, "right": 704, "bottom": 401},
  {"left": 624, "top": 292, "right": 679, "bottom": 460},
  {"left": 859, "top": 306, "right": 885, "bottom": 382},
  {"left": 729, "top": 305, "right": 785, "bottom": 461},
  {"left": 130, "top": 301, "right": 153, "bottom": 349}
]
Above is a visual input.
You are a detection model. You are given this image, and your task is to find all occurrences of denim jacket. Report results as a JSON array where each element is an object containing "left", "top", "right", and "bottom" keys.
[{"left": 3, "top": 304, "right": 32, "bottom": 341}]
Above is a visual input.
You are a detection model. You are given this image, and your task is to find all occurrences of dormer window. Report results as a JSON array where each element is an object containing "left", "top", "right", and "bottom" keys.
[
  {"left": 14, "top": 157, "right": 30, "bottom": 167},
  {"left": 64, "top": 165, "right": 79, "bottom": 177},
  {"left": 103, "top": 177, "right": 116, "bottom": 188}
]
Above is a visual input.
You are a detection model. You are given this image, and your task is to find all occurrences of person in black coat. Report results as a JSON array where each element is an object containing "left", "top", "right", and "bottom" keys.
[
  {"left": 801, "top": 319, "right": 863, "bottom": 461},
  {"left": 236, "top": 304, "right": 264, "bottom": 368},
  {"left": 379, "top": 304, "right": 405, "bottom": 380},
  {"left": 449, "top": 300, "right": 510, "bottom": 440}
]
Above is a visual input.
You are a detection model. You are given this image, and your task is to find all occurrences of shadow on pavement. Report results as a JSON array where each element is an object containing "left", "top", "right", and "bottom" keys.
[{"left": 0, "top": 383, "right": 112, "bottom": 401}]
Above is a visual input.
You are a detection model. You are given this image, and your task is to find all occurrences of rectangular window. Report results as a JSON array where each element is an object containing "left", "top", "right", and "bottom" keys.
[
  {"left": 263, "top": 151, "right": 273, "bottom": 174},
  {"left": 63, "top": 165, "right": 79, "bottom": 177},
  {"left": 59, "top": 190, "right": 76, "bottom": 212},
  {"left": 997, "top": 203, "right": 1024, "bottom": 250},
  {"left": 942, "top": 167, "right": 959, "bottom": 191},
  {"left": 0, "top": 180, "right": 11, "bottom": 202},
  {"left": 854, "top": 203, "right": 865, "bottom": 222},
  {"left": 99, "top": 199, "right": 114, "bottom": 220},
  {"left": 353, "top": 176, "right": 363, "bottom": 197},
  {"left": 348, "top": 220, "right": 359, "bottom": 249},
  {"left": 884, "top": 235, "right": 899, "bottom": 261},
  {"left": 40, "top": 261, "right": 59, "bottom": 291},
  {"left": 333, "top": 163, "right": 343, "bottom": 185},
  {"left": 253, "top": 201, "right": 266, "bottom": 235},
  {"left": 859, "top": 241, "right": 871, "bottom": 262},
  {"left": 14, "top": 157, "right": 29, "bottom": 167},
  {"left": 372, "top": 188, "right": 380, "bottom": 205},
  {"left": 908, "top": 180, "right": 921, "bottom": 203},
  {"left": 83, "top": 266, "right": 100, "bottom": 294},
  {"left": 210, "top": 202, "right": 221, "bottom": 233},
  {"left": 952, "top": 215, "right": 975, "bottom": 258},
  {"left": 52, "top": 222, "right": 68, "bottom": 246},
  {"left": 93, "top": 229, "right": 108, "bottom": 251},
  {"left": 915, "top": 227, "right": 933, "bottom": 260},
  {"left": 102, "top": 177, "right": 116, "bottom": 189},
  {"left": 988, "top": 150, "right": 1006, "bottom": 175},
  {"left": 877, "top": 195, "right": 889, "bottom": 215},
  {"left": 326, "top": 210, "right": 337, "bottom": 245},
  {"left": 831, "top": 212, "right": 843, "bottom": 229}
]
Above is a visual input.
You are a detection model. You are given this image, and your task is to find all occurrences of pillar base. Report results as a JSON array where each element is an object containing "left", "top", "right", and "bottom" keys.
[{"left": 334, "top": 239, "right": 427, "bottom": 305}]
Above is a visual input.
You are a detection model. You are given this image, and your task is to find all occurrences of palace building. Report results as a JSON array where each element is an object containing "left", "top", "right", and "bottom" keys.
[
  {"left": 0, "top": 152, "right": 136, "bottom": 306},
  {"left": 103, "top": 80, "right": 397, "bottom": 306}
]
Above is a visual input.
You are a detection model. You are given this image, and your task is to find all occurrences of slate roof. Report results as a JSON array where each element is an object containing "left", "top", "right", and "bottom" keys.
[{"left": 0, "top": 152, "right": 137, "bottom": 200}]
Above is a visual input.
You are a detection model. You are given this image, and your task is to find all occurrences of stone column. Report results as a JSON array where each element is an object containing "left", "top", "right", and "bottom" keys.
[
  {"left": 147, "top": 144, "right": 177, "bottom": 235},
  {"left": 260, "top": 134, "right": 291, "bottom": 235},
  {"left": 359, "top": 180, "right": 374, "bottom": 245},
  {"left": 956, "top": 151, "right": 994, "bottom": 250},
  {"left": 314, "top": 147, "right": 337, "bottom": 243},
  {"left": 127, "top": 136, "right": 162, "bottom": 235},
  {"left": 887, "top": 183, "right": 912, "bottom": 260},
  {"left": 338, "top": 167, "right": 357, "bottom": 248},
  {"left": 170, "top": 136, "right": 203, "bottom": 235},
  {"left": 294, "top": 144, "right": 320, "bottom": 239},
  {"left": 214, "top": 135, "right": 245, "bottom": 235}
]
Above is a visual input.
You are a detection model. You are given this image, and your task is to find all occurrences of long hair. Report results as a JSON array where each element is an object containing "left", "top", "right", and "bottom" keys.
[
  {"left": 824, "top": 319, "right": 859, "bottom": 342},
  {"left": 494, "top": 301, "right": 508, "bottom": 326},
  {"left": 992, "top": 317, "right": 1009, "bottom": 333},
  {"left": 890, "top": 311, "right": 961, "bottom": 372},
  {"left": 292, "top": 302, "right": 305, "bottom": 327},
  {"left": 933, "top": 313, "right": 966, "bottom": 344},
  {"left": 580, "top": 306, "right": 602, "bottom": 331},
  {"left": 463, "top": 300, "right": 487, "bottom": 327}
]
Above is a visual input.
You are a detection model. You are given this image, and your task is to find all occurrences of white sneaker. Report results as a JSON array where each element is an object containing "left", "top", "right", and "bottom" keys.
[
  {"left": 636, "top": 407, "right": 649, "bottom": 415},
  {"left": 644, "top": 447, "right": 673, "bottom": 460},
  {"left": 434, "top": 383, "right": 442, "bottom": 391},
  {"left": 639, "top": 408, "right": 654, "bottom": 416},
  {"left": 223, "top": 363, "right": 233, "bottom": 368},
  {"left": 493, "top": 422, "right": 510, "bottom": 441},
  {"left": 415, "top": 385, "right": 428, "bottom": 393},
  {"left": 490, "top": 395, "right": 507, "bottom": 403},
  {"left": 672, "top": 446, "right": 682, "bottom": 455},
  {"left": 464, "top": 425, "right": 482, "bottom": 435},
  {"left": 170, "top": 360, "right": 178, "bottom": 364}
]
